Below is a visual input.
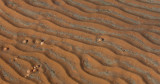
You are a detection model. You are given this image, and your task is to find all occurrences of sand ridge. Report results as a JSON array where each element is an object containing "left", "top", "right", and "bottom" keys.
[{"left": 0, "top": 0, "right": 160, "bottom": 84}]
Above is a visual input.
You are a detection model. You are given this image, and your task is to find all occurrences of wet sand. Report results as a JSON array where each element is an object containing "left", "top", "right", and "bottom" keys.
[{"left": 0, "top": 0, "right": 160, "bottom": 84}]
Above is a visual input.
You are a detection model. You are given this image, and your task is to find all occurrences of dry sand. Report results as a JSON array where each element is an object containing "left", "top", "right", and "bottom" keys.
[{"left": 0, "top": 0, "right": 160, "bottom": 84}]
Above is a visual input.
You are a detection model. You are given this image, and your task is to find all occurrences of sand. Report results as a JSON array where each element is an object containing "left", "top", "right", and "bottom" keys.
[{"left": 0, "top": 0, "right": 160, "bottom": 84}]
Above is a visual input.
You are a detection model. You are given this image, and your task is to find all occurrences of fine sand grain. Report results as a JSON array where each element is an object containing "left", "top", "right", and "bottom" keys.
[{"left": 0, "top": 0, "right": 160, "bottom": 84}]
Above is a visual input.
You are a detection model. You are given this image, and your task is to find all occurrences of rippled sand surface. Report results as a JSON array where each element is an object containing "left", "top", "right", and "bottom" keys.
[{"left": 0, "top": 0, "right": 160, "bottom": 84}]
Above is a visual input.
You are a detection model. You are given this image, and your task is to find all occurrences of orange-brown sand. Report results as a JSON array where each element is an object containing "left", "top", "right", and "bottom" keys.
[{"left": 0, "top": 0, "right": 160, "bottom": 84}]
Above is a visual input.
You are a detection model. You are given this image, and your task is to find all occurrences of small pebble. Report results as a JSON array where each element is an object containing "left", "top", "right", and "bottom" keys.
[
  {"left": 97, "top": 38, "right": 104, "bottom": 42},
  {"left": 35, "top": 65, "right": 40, "bottom": 68},
  {"left": 34, "top": 39, "right": 45, "bottom": 45},
  {"left": 25, "top": 73, "right": 30, "bottom": 77},
  {"left": 22, "top": 40, "right": 28, "bottom": 44},
  {"left": 27, "top": 70, "right": 31, "bottom": 74},
  {"left": 3, "top": 47, "right": 9, "bottom": 51},
  {"left": 13, "top": 57, "right": 18, "bottom": 61},
  {"left": 40, "top": 40, "right": 44, "bottom": 45},
  {"left": 32, "top": 68, "right": 37, "bottom": 73},
  {"left": 33, "top": 66, "right": 37, "bottom": 69},
  {"left": 40, "top": 42, "right": 44, "bottom": 45}
]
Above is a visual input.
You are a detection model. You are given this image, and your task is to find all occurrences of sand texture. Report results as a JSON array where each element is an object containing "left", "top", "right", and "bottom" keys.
[{"left": 0, "top": 0, "right": 160, "bottom": 84}]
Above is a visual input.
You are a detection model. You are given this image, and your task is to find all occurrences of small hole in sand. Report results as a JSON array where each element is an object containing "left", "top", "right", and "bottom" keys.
[
  {"left": 101, "top": 38, "right": 104, "bottom": 41},
  {"left": 37, "top": 65, "right": 41, "bottom": 67},
  {"left": 7, "top": 47, "right": 9, "bottom": 50},
  {"left": 41, "top": 40, "right": 44, "bottom": 42}
]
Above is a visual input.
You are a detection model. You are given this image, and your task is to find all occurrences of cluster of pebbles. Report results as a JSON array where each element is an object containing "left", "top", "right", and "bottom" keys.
[
  {"left": 22, "top": 39, "right": 44, "bottom": 45},
  {"left": 25, "top": 65, "right": 41, "bottom": 77},
  {"left": 1, "top": 39, "right": 43, "bottom": 78},
  {"left": 1, "top": 39, "right": 44, "bottom": 51}
]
